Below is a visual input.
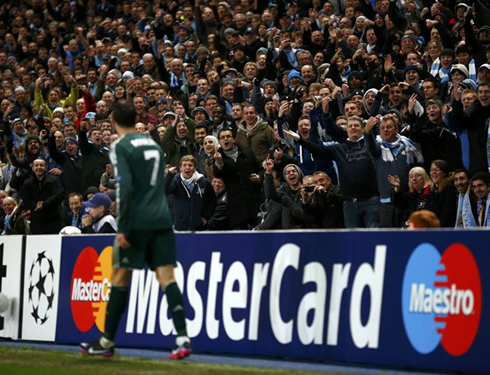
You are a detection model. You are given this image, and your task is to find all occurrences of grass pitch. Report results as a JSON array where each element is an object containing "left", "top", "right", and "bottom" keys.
[{"left": 0, "top": 346, "right": 343, "bottom": 375}]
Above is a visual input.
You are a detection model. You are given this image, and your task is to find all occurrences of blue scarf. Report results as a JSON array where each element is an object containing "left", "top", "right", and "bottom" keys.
[
  {"left": 376, "top": 135, "right": 424, "bottom": 166},
  {"left": 455, "top": 190, "right": 477, "bottom": 228}
]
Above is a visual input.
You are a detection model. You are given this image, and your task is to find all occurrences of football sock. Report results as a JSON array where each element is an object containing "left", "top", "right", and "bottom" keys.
[
  {"left": 164, "top": 282, "right": 188, "bottom": 337},
  {"left": 99, "top": 336, "right": 114, "bottom": 349},
  {"left": 176, "top": 336, "right": 190, "bottom": 346},
  {"left": 103, "top": 286, "right": 129, "bottom": 342}
]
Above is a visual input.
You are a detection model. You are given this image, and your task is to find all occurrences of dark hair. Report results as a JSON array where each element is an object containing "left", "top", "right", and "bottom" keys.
[
  {"left": 195, "top": 123, "right": 208, "bottom": 133},
  {"left": 453, "top": 168, "right": 469, "bottom": 178},
  {"left": 112, "top": 100, "right": 136, "bottom": 128},
  {"left": 218, "top": 127, "right": 234, "bottom": 139},
  {"left": 439, "top": 48, "right": 455, "bottom": 58},
  {"left": 471, "top": 172, "right": 490, "bottom": 185},
  {"left": 422, "top": 77, "right": 440, "bottom": 91},
  {"left": 68, "top": 192, "right": 83, "bottom": 201},
  {"left": 455, "top": 44, "right": 472, "bottom": 56}
]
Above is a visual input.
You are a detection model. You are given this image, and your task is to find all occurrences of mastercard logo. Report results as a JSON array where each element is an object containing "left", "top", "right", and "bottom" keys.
[
  {"left": 402, "top": 243, "right": 482, "bottom": 356},
  {"left": 70, "top": 246, "right": 113, "bottom": 332}
]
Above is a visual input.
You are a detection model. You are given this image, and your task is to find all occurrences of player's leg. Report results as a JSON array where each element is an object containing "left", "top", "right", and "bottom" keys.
[
  {"left": 80, "top": 267, "right": 132, "bottom": 357},
  {"left": 102, "top": 267, "right": 133, "bottom": 344},
  {"left": 81, "top": 233, "right": 145, "bottom": 357},
  {"left": 155, "top": 265, "right": 192, "bottom": 359}
]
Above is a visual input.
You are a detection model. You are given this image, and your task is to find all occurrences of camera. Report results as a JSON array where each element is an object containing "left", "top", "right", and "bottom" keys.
[{"left": 304, "top": 186, "right": 315, "bottom": 193}]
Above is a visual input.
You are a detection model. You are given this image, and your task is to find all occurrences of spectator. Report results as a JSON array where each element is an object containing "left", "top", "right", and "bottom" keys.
[
  {"left": 470, "top": 172, "right": 490, "bottom": 227},
  {"left": 428, "top": 160, "right": 457, "bottom": 227},
  {"left": 364, "top": 114, "right": 423, "bottom": 227},
  {"left": 78, "top": 121, "right": 110, "bottom": 191},
  {"left": 2, "top": 197, "right": 29, "bottom": 235},
  {"left": 161, "top": 115, "right": 197, "bottom": 169},
  {"left": 65, "top": 192, "right": 88, "bottom": 229},
  {"left": 20, "top": 159, "right": 63, "bottom": 234},
  {"left": 235, "top": 103, "right": 275, "bottom": 162},
  {"left": 48, "top": 130, "right": 83, "bottom": 198},
  {"left": 407, "top": 210, "right": 441, "bottom": 229},
  {"left": 452, "top": 81, "right": 490, "bottom": 175},
  {"left": 264, "top": 160, "right": 309, "bottom": 229},
  {"left": 165, "top": 155, "right": 216, "bottom": 231},
  {"left": 207, "top": 177, "right": 229, "bottom": 231},
  {"left": 284, "top": 116, "right": 380, "bottom": 228},
  {"left": 454, "top": 169, "right": 477, "bottom": 228},
  {"left": 81, "top": 192, "right": 117, "bottom": 233},
  {"left": 214, "top": 128, "right": 263, "bottom": 229}
]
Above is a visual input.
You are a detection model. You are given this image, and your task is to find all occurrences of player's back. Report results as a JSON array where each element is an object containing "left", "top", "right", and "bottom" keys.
[{"left": 111, "top": 133, "right": 172, "bottom": 231}]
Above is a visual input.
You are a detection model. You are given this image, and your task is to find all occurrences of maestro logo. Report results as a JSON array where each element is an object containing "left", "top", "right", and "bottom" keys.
[
  {"left": 71, "top": 246, "right": 113, "bottom": 332},
  {"left": 402, "top": 243, "right": 481, "bottom": 356}
]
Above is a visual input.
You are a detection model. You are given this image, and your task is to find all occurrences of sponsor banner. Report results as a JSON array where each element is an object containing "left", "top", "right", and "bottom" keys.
[
  {"left": 55, "top": 231, "right": 490, "bottom": 373},
  {"left": 56, "top": 235, "right": 115, "bottom": 343},
  {"left": 21, "top": 235, "right": 61, "bottom": 341},
  {"left": 0, "top": 236, "right": 24, "bottom": 339}
]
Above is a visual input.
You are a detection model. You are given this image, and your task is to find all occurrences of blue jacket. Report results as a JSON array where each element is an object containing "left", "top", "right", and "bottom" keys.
[{"left": 165, "top": 172, "right": 216, "bottom": 231}]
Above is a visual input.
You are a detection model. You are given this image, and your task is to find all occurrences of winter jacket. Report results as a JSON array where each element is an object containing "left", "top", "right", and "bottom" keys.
[
  {"left": 235, "top": 119, "right": 275, "bottom": 163},
  {"left": 165, "top": 172, "right": 216, "bottom": 231}
]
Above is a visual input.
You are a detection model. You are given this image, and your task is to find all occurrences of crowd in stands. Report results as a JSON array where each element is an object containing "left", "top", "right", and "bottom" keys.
[{"left": 0, "top": 0, "right": 489, "bottom": 234}]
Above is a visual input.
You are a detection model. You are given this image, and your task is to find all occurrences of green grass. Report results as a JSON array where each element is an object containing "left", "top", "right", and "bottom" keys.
[{"left": 0, "top": 346, "right": 344, "bottom": 375}]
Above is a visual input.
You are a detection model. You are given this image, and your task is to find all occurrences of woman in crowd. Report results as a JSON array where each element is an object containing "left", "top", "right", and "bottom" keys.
[
  {"left": 202, "top": 135, "right": 219, "bottom": 181},
  {"left": 428, "top": 159, "right": 457, "bottom": 227},
  {"left": 390, "top": 166, "right": 433, "bottom": 227},
  {"left": 2, "top": 197, "right": 29, "bottom": 235}
]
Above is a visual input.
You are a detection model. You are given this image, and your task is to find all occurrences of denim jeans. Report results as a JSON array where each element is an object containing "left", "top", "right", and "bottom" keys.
[{"left": 343, "top": 196, "right": 380, "bottom": 228}]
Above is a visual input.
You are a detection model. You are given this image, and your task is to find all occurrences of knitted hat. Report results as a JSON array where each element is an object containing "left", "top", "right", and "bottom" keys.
[
  {"left": 261, "top": 80, "right": 277, "bottom": 91},
  {"left": 283, "top": 164, "right": 303, "bottom": 180},
  {"left": 25, "top": 134, "right": 41, "bottom": 146},
  {"left": 191, "top": 106, "right": 210, "bottom": 119},
  {"left": 287, "top": 70, "right": 302, "bottom": 84},
  {"left": 122, "top": 71, "right": 134, "bottom": 79},
  {"left": 401, "top": 34, "right": 417, "bottom": 45},
  {"left": 11, "top": 118, "right": 23, "bottom": 127},
  {"left": 163, "top": 111, "right": 177, "bottom": 120},
  {"left": 450, "top": 64, "right": 469, "bottom": 78},
  {"left": 404, "top": 65, "right": 421, "bottom": 76},
  {"left": 64, "top": 136, "right": 79, "bottom": 145}
]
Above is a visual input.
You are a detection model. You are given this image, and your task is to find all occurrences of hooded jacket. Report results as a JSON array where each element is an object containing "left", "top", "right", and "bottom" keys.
[
  {"left": 235, "top": 119, "right": 275, "bottom": 162},
  {"left": 165, "top": 171, "right": 216, "bottom": 231}
]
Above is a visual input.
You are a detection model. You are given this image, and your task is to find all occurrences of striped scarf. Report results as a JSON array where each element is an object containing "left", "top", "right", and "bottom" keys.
[
  {"left": 455, "top": 190, "right": 477, "bottom": 228},
  {"left": 430, "top": 58, "right": 450, "bottom": 83},
  {"left": 377, "top": 135, "right": 424, "bottom": 166}
]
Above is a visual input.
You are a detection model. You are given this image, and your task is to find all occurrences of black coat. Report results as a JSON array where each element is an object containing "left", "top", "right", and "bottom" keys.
[
  {"left": 452, "top": 100, "right": 490, "bottom": 175},
  {"left": 48, "top": 135, "right": 83, "bottom": 197},
  {"left": 20, "top": 173, "right": 63, "bottom": 234},
  {"left": 214, "top": 146, "right": 263, "bottom": 229},
  {"left": 78, "top": 129, "right": 110, "bottom": 191}
]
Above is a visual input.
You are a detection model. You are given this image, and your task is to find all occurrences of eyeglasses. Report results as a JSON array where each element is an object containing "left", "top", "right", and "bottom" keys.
[
  {"left": 219, "top": 135, "right": 233, "bottom": 140},
  {"left": 430, "top": 167, "right": 441, "bottom": 172}
]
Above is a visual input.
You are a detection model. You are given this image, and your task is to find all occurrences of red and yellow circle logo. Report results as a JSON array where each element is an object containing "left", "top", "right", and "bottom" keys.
[{"left": 70, "top": 246, "right": 113, "bottom": 332}]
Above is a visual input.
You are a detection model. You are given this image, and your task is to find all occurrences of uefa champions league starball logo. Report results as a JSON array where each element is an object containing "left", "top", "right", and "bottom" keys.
[{"left": 28, "top": 251, "right": 56, "bottom": 325}]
